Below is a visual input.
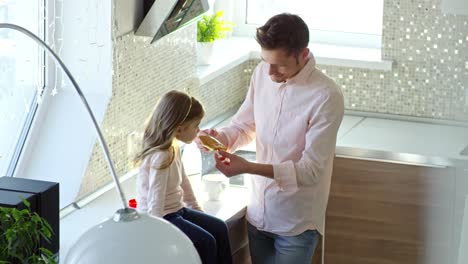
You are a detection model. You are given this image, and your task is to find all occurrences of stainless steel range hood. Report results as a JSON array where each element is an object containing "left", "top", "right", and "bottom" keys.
[{"left": 135, "top": 0, "right": 209, "bottom": 43}]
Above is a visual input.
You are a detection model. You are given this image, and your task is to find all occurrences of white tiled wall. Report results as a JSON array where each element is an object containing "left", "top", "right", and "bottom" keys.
[
  {"left": 251, "top": 0, "right": 468, "bottom": 121},
  {"left": 331, "top": 0, "right": 468, "bottom": 121}
]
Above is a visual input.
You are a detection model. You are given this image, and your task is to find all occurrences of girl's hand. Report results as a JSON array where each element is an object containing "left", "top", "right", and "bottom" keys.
[{"left": 215, "top": 150, "right": 249, "bottom": 177}]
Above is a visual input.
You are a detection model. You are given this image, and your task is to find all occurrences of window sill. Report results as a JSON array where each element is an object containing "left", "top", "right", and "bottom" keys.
[
  {"left": 196, "top": 37, "right": 393, "bottom": 85},
  {"left": 310, "top": 43, "right": 393, "bottom": 71},
  {"left": 196, "top": 38, "right": 258, "bottom": 85}
]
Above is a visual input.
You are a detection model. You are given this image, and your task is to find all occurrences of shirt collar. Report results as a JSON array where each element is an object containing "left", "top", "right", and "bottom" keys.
[{"left": 285, "top": 53, "right": 316, "bottom": 85}]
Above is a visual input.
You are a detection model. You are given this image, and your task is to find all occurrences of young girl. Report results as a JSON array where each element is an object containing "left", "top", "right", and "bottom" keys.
[{"left": 134, "top": 90, "right": 233, "bottom": 264}]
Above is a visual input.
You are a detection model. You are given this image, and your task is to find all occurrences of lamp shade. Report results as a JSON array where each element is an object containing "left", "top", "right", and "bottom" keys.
[{"left": 64, "top": 212, "right": 201, "bottom": 263}]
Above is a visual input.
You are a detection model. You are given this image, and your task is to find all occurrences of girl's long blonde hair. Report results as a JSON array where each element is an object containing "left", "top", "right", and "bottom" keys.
[{"left": 134, "top": 90, "right": 204, "bottom": 168}]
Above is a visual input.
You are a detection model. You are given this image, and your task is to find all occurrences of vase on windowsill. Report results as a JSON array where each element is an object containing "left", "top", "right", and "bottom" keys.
[
  {"left": 196, "top": 10, "right": 234, "bottom": 66},
  {"left": 196, "top": 42, "right": 214, "bottom": 65}
]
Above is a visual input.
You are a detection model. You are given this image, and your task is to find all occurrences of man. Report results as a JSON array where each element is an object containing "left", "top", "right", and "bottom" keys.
[{"left": 198, "top": 13, "right": 344, "bottom": 264}]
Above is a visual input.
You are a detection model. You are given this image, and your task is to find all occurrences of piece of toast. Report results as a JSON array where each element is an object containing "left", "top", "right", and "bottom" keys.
[{"left": 198, "top": 135, "right": 227, "bottom": 151}]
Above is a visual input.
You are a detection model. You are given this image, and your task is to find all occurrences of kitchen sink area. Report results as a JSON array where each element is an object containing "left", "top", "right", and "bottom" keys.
[{"left": 200, "top": 149, "right": 256, "bottom": 187}]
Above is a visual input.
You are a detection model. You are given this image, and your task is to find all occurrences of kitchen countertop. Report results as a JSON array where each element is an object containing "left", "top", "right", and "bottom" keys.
[
  {"left": 339, "top": 116, "right": 468, "bottom": 161},
  {"left": 216, "top": 113, "right": 468, "bottom": 164}
]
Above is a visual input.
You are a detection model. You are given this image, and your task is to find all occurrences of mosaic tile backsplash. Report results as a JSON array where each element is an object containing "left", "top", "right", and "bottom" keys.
[
  {"left": 77, "top": 25, "right": 251, "bottom": 198},
  {"left": 358, "top": 0, "right": 467, "bottom": 120},
  {"left": 77, "top": 0, "right": 468, "bottom": 198}
]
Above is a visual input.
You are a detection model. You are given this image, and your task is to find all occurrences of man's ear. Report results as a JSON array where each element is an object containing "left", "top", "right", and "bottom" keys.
[{"left": 302, "top": 48, "right": 309, "bottom": 58}]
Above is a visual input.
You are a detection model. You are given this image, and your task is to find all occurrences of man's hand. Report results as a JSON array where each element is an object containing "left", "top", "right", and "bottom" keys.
[{"left": 215, "top": 150, "right": 250, "bottom": 177}]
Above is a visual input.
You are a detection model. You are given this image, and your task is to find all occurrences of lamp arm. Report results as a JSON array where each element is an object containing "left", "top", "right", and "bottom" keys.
[{"left": 0, "top": 23, "right": 129, "bottom": 210}]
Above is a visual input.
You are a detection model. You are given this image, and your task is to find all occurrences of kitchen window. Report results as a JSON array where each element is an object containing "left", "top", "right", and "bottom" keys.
[
  {"left": 0, "top": 0, "right": 44, "bottom": 177},
  {"left": 229, "top": 0, "right": 384, "bottom": 49}
]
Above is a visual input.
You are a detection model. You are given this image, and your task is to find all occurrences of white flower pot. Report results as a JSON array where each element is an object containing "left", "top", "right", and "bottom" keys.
[{"left": 197, "top": 42, "right": 214, "bottom": 65}]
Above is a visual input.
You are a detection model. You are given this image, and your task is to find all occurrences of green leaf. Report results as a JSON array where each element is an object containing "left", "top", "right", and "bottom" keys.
[
  {"left": 20, "top": 197, "right": 30, "bottom": 209},
  {"left": 196, "top": 10, "right": 234, "bottom": 43},
  {"left": 0, "top": 200, "right": 56, "bottom": 263}
]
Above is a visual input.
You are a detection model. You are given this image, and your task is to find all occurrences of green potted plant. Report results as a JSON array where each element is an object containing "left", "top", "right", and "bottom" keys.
[
  {"left": 0, "top": 199, "right": 56, "bottom": 264},
  {"left": 196, "top": 10, "right": 234, "bottom": 65}
]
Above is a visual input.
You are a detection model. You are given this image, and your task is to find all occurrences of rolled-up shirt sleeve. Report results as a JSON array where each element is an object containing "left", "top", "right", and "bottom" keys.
[
  {"left": 272, "top": 160, "right": 297, "bottom": 191},
  {"left": 273, "top": 90, "right": 344, "bottom": 190}
]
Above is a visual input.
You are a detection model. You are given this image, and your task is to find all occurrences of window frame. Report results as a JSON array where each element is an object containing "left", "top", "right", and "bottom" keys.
[
  {"left": 1, "top": 0, "right": 46, "bottom": 177},
  {"left": 229, "top": 0, "right": 383, "bottom": 49}
]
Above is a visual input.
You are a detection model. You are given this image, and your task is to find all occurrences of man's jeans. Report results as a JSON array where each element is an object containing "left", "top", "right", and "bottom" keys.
[{"left": 247, "top": 222, "right": 320, "bottom": 264}]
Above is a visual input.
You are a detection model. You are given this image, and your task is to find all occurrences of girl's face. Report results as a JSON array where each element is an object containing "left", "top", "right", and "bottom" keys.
[{"left": 175, "top": 118, "right": 202, "bottom": 144}]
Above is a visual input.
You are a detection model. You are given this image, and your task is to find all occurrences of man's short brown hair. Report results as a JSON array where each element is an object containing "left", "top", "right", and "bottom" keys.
[{"left": 255, "top": 13, "right": 309, "bottom": 56}]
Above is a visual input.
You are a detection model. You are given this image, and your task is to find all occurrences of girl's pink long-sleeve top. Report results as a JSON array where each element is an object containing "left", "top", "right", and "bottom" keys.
[{"left": 137, "top": 144, "right": 201, "bottom": 217}]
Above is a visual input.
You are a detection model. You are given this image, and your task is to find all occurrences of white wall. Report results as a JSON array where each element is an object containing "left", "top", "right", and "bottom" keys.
[
  {"left": 15, "top": 0, "right": 112, "bottom": 208},
  {"left": 114, "top": 0, "right": 144, "bottom": 37},
  {"left": 441, "top": 0, "right": 468, "bottom": 15}
]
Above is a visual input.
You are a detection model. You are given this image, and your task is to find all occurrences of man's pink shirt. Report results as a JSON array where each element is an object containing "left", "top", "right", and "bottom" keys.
[{"left": 219, "top": 55, "right": 344, "bottom": 235}]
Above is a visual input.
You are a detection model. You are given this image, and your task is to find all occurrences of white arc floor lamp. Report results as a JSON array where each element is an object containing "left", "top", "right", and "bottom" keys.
[{"left": 0, "top": 23, "right": 201, "bottom": 264}]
